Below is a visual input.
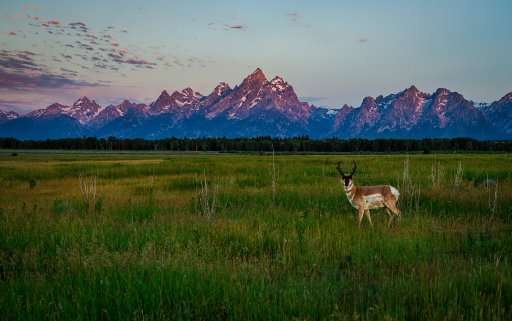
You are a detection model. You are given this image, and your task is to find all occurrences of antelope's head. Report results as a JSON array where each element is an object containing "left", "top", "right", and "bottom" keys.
[{"left": 336, "top": 161, "right": 357, "bottom": 190}]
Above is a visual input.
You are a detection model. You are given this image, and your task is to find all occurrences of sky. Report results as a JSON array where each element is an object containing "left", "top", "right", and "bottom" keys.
[{"left": 1, "top": 0, "right": 512, "bottom": 114}]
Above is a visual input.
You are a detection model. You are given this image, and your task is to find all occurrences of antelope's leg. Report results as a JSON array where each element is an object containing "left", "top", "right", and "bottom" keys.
[
  {"left": 364, "top": 209, "right": 373, "bottom": 228},
  {"left": 385, "top": 200, "right": 401, "bottom": 218},
  {"left": 385, "top": 208, "right": 394, "bottom": 228},
  {"left": 358, "top": 207, "right": 364, "bottom": 228}
]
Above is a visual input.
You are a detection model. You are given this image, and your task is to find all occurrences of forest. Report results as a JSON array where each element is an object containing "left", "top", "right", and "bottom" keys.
[{"left": 1, "top": 136, "right": 512, "bottom": 153}]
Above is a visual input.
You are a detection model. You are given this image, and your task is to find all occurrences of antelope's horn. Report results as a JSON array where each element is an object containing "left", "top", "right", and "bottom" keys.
[
  {"left": 349, "top": 161, "right": 357, "bottom": 176},
  {"left": 336, "top": 161, "right": 345, "bottom": 177}
]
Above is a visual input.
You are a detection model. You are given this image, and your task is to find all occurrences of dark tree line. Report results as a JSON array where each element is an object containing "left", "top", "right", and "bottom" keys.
[{"left": 1, "top": 136, "right": 512, "bottom": 153}]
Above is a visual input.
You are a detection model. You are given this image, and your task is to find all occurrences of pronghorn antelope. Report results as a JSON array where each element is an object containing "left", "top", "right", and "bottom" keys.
[{"left": 336, "top": 161, "right": 401, "bottom": 228}]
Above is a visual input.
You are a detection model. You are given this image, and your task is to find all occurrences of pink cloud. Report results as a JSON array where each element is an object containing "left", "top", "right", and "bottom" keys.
[
  {"left": 16, "top": 13, "right": 24, "bottom": 19},
  {"left": 23, "top": 5, "right": 30, "bottom": 11},
  {"left": 49, "top": 20, "right": 60, "bottom": 25},
  {"left": 111, "top": 41, "right": 119, "bottom": 47}
]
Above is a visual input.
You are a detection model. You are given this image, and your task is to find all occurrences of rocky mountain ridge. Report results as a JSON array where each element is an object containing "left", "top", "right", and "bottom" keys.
[{"left": 1, "top": 68, "right": 511, "bottom": 139}]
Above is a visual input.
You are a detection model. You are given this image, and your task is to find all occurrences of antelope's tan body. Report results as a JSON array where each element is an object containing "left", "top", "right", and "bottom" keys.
[{"left": 337, "top": 161, "right": 401, "bottom": 228}]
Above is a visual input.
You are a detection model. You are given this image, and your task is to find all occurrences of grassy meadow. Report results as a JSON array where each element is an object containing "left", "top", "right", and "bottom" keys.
[{"left": 0, "top": 150, "right": 511, "bottom": 320}]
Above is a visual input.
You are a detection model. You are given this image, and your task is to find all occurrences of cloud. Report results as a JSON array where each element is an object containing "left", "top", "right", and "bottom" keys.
[
  {"left": 69, "top": 21, "right": 87, "bottom": 28},
  {"left": 358, "top": 38, "right": 369, "bottom": 43},
  {"left": 10, "top": 13, "right": 156, "bottom": 77},
  {"left": 0, "top": 50, "right": 105, "bottom": 90},
  {"left": 16, "top": 13, "right": 24, "bottom": 19},
  {"left": 0, "top": 69, "right": 103, "bottom": 90},
  {"left": 33, "top": 6, "right": 40, "bottom": 11},
  {"left": 68, "top": 21, "right": 89, "bottom": 33},
  {"left": 8, "top": 31, "right": 17, "bottom": 36},
  {"left": 60, "top": 67, "right": 78, "bottom": 76},
  {"left": 0, "top": 50, "right": 40, "bottom": 70},
  {"left": 118, "top": 58, "right": 156, "bottom": 68},
  {"left": 76, "top": 41, "right": 94, "bottom": 51},
  {"left": 23, "top": 5, "right": 30, "bottom": 11},
  {"left": 208, "top": 21, "right": 246, "bottom": 31},
  {"left": 225, "top": 24, "right": 245, "bottom": 30},
  {"left": 286, "top": 12, "right": 309, "bottom": 27},
  {"left": 108, "top": 53, "right": 122, "bottom": 59},
  {"left": 287, "top": 12, "right": 301, "bottom": 23}
]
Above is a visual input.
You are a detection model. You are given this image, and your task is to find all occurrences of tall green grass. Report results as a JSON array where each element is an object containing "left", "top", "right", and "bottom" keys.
[{"left": 0, "top": 151, "right": 511, "bottom": 320}]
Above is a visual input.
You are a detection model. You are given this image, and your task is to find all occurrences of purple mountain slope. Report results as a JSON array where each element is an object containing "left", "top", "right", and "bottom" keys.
[{"left": 0, "top": 69, "right": 510, "bottom": 139}]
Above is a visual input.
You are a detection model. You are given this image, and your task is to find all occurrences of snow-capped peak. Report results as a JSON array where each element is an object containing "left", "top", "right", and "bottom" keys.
[
  {"left": 217, "top": 82, "right": 229, "bottom": 90},
  {"left": 435, "top": 88, "right": 450, "bottom": 96},
  {"left": 0, "top": 108, "right": 20, "bottom": 123},
  {"left": 181, "top": 87, "right": 203, "bottom": 100},
  {"left": 181, "top": 87, "right": 194, "bottom": 96},
  {"left": 75, "top": 96, "right": 90, "bottom": 105},
  {"left": 271, "top": 76, "right": 284, "bottom": 84},
  {"left": 270, "top": 76, "right": 288, "bottom": 91},
  {"left": 67, "top": 96, "right": 103, "bottom": 124},
  {"left": 213, "top": 82, "right": 230, "bottom": 96},
  {"left": 243, "top": 67, "right": 267, "bottom": 84}
]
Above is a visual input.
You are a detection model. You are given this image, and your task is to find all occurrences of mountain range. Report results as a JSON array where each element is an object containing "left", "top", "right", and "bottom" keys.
[{"left": 1, "top": 68, "right": 511, "bottom": 140}]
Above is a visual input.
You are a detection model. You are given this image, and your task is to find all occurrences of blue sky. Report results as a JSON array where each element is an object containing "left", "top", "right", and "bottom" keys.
[{"left": 1, "top": 0, "right": 511, "bottom": 114}]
